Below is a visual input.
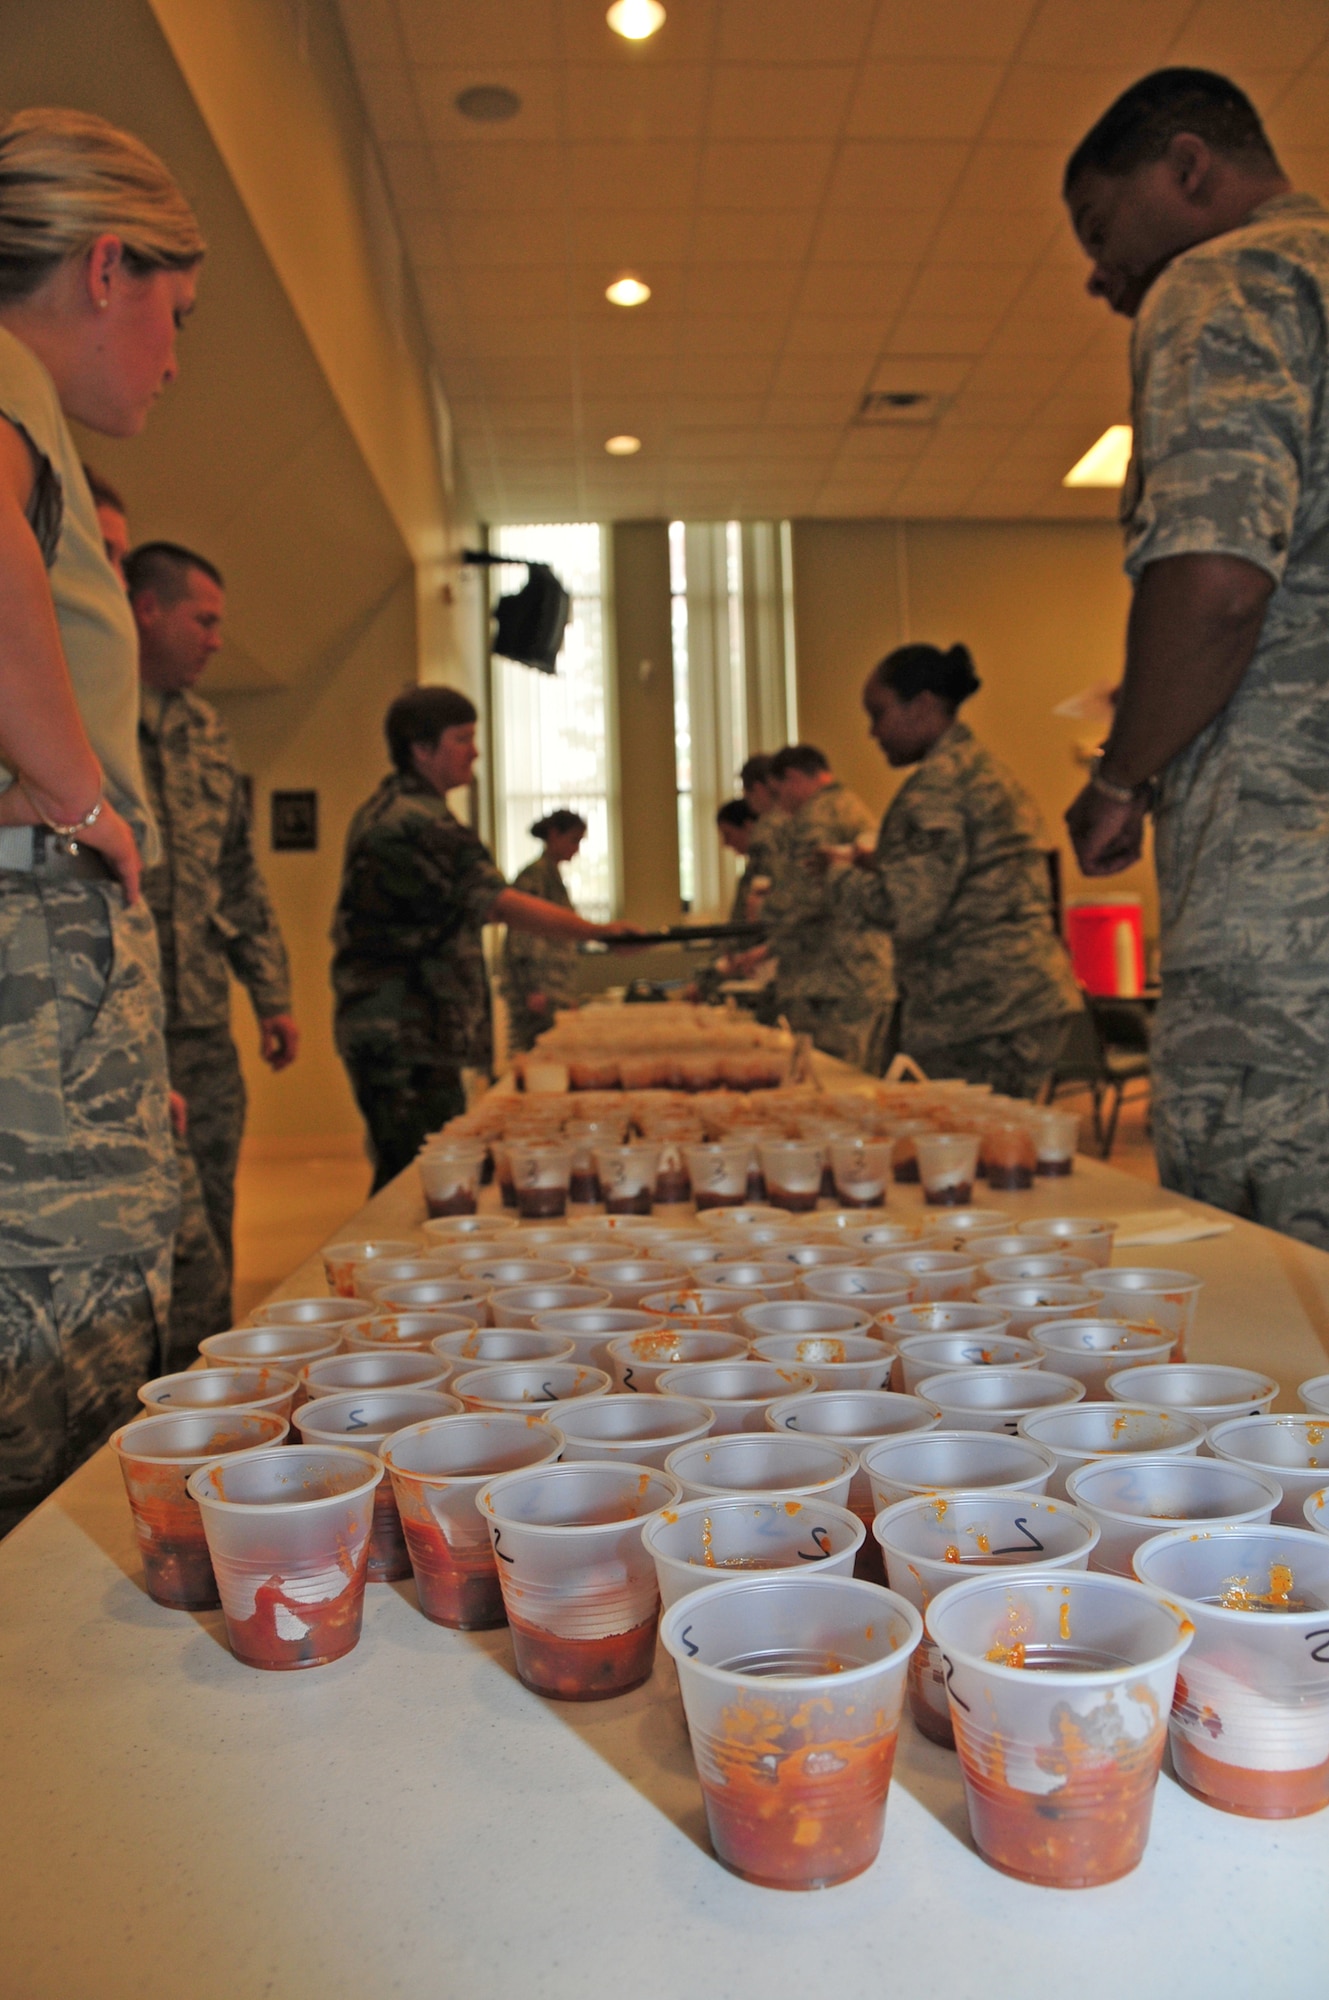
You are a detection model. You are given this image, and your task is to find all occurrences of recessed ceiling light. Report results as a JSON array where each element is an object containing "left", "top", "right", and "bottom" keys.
[
  {"left": 607, "top": 0, "right": 665, "bottom": 41},
  {"left": 605, "top": 276, "right": 651, "bottom": 308},
  {"left": 455, "top": 85, "right": 522, "bottom": 122},
  {"left": 1063, "top": 424, "right": 1133, "bottom": 488},
  {"left": 605, "top": 435, "right": 642, "bottom": 456}
]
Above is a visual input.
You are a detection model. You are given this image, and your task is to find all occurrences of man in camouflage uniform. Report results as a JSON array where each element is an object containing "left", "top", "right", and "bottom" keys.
[
  {"left": 757, "top": 743, "right": 894, "bottom": 1070},
  {"left": 129, "top": 543, "right": 298, "bottom": 1349},
  {"left": 1064, "top": 70, "right": 1329, "bottom": 1245}
]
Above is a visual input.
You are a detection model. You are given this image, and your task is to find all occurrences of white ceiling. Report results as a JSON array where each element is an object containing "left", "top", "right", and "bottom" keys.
[{"left": 337, "top": 0, "right": 1329, "bottom": 523}]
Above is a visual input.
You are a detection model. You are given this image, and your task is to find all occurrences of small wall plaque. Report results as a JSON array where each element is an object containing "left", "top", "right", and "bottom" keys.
[{"left": 271, "top": 789, "right": 318, "bottom": 852}]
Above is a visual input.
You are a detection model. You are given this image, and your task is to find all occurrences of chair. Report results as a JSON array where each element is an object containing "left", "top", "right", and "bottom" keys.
[{"left": 1043, "top": 1000, "right": 1151, "bottom": 1160}]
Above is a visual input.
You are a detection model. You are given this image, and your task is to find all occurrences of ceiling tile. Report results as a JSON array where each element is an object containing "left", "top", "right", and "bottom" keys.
[
  {"left": 762, "top": 394, "right": 861, "bottom": 425},
  {"left": 672, "top": 353, "right": 779, "bottom": 393},
  {"left": 869, "top": 0, "right": 1035, "bottom": 63},
  {"left": 563, "top": 64, "right": 711, "bottom": 142},
  {"left": 689, "top": 210, "right": 817, "bottom": 260},
  {"left": 781, "top": 315, "right": 890, "bottom": 357},
  {"left": 1268, "top": 74, "right": 1329, "bottom": 149},
  {"left": 794, "top": 263, "right": 915, "bottom": 318},
  {"left": 928, "top": 207, "right": 1062, "bottom": 265},
  {"left": 705, "top": 65, "right": 858, "bottom": 140},
  {"left": 476, "top": 356, "right": 578, "bottom": 397},
  {"left": 697, "top": 141, "right": 836, "bottom": 208},
  {"left": 1019, "top": 0, "right": 1195, "bottom": 66},
  {"left": 566, "top": 142, "right": 701, "bottom": 209},
  {"left": 1169, "top": 0, "right": 1329, "bottom": 71},
  {"left": 453, "top": 266, "right": 570, "bottom": 316},
  {"left": 396, "top": 0, "right": 558, "bottom": 66},
  {"left": 948, "top": 143, "right": 1067, "bottom": 212},
  {"left": 811, "top": 211, "right": 943, "bottom": 262},
  {"left": 413, "top": 67, "right": 560, "bottom": 142},
  {"left": 380, "top": 142, "right": 437, "bottom": 214},
  {"left": 576, "top": 263, "right": 688, "bottom": 313},
  {"left": 560, "top": 0, "right": 719, "bottom": 61},
  {"left": 667, "top": 396, "right": 768, "bottom": 423},
  {"left": 906, "top": 262, "right": 1028, "bottom": 318},
  {"left": 771, "top": 352, "right": 874, "bottom": 394},
  {"left": 846, "top": 61, "right": 1004, "bottom": 141},
  {"left": 355, "top": 64, "right": 424, "bottom": 144},
  {"left": 982, "top": 65, "right": 1155, "bottom": 149},
  {"left": 887, "top": 313, "right": 1001, "bottom": 354},
  {"left": 576, "top": 312, "right": 682, "bottom": 357},
  {"left": 569, "top": 212, "right": 696, "bottom": 262},
  {"left": 579, "top": 356, "right": 676, "bottom": 394},
  {"left": 445, "top": 212, "right": 567, "bottom": 265},
  {"left": 824, "top": 140, "right": 968, "bottom": 211},
  {"left": 682, "top": 263, "right": 801, "bottom": 314},
  {"left": 715, "top": 0, "right": 876, "bottom": 63},
  {"left": 674, "top": 315, "right": 787, "bottom": 354},
  {"left": 428, "top": 142, "right": 565, "bottom": 210}
]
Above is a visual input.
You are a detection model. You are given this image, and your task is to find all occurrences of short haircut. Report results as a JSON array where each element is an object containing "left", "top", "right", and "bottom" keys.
[
  {"left": 125, "top": 540, "right": 224, "bottom": 606},
  {"left": 530, "top": 808, "right": 587, "bottom": 841},
  {"left": 1064, "top": 68, "right": 1279, "bottom": 194},
  {"left": 769, "top": 743, "right": 830, "bottom": 780},
  {"left": 82, "top": 463, "right": 125, "bottom": 515},
  {"left": 739, "top": 753, "right": 775, "bottom": 791},
  {"left": 385, "top": 685, "right": 478, "bottom": 774},
  {"left": 873, "top": 641, "right": 981, "bottom": 711},
  {"left": 716, "top": 798, "right": 757, "bottom": 830}
]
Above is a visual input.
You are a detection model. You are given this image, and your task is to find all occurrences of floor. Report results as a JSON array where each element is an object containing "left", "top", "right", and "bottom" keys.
[{"left": 229, "top": 1083, "right": 1158, "bottom": 1320}]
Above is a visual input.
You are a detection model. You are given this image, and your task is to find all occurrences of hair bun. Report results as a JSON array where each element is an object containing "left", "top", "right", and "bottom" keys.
[{"left": 944, "top": 643, "right": 981, "bottom": 702}]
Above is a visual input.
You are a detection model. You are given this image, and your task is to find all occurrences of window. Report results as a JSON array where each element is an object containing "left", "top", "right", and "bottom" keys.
[{"left": 489, "top": 523, "right": 616, "bottom": 921}]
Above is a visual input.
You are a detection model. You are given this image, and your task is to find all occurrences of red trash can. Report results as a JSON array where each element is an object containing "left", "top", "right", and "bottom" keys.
[{"left": 1065, "top": 899, "right": 1145, "bottom": 997}]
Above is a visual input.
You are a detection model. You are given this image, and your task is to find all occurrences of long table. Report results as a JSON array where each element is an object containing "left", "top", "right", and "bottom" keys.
[{"left": 3, "top": 1127, "right": 1328, "bottom": 1999}]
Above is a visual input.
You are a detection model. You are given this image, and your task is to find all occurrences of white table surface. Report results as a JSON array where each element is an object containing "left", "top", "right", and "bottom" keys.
[{"left": 3, "top": 1133, "right": 1329, "bottom": 2000}]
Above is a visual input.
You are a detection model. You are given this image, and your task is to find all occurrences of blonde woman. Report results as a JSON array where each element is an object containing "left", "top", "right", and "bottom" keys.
[{"left": 0, "top": 108, "right": 204, "bottom": 1533}]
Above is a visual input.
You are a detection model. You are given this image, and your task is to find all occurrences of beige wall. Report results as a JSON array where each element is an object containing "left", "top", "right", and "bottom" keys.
[{"left": 789, "top": 519, "right": 1156, "bottom": 938}]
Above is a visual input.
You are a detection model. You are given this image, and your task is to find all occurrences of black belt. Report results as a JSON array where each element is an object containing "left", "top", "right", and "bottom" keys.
[{"left": 0, "top": 825, "right": 113, "bottom": 882}]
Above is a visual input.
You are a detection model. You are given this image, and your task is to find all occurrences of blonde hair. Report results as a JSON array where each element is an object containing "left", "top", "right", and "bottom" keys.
[{"left": 0, "top": 107, "right": 204, "bottom": 304}]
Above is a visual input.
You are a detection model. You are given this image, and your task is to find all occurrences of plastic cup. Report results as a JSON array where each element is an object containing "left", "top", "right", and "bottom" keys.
[
  {"left": 926, "top": 1571, "right": 1192, "bottom": 1886},
  {"left": 451, "top": 1361, "right": 612, "bottom": 1413},
  {"left": 829, "top": 1139, "right": 892, "bottom": 1209},
  {"left": 109, "top": 1410, "right": 289, "bottom": 1610},
  {"left": 321, "top": 1238, "right": 419, "bottom": 1297},
  {"left": 1030, "top": 1108, "right": 1080, "bottom": 1175},
  {"left": 644, "top": 1495, "right": 865, "bottom": 1608},
  {"left": 749, "top": 1331, "right": 893, "bottom": 1392},
  {"left": 508, "top": 1142, "right": 574, "bottom": 1220},
  {"left": 767, "top": 1241, "right": 860, "bottom": 1272},
  {"left": 479, "top": 1460, "right": 682, "bottom": 1699},
  {"left": 872, "top": 1251, "right": 979, "bottom": 1304},
  {"left": 1106, "top": 1363, "right": 1278, "bottom": 1427},
  {"left": 914, "top": 1131, "right": 981, "bottom": 1207},
  {"left": 800, "top": 1267, "right": 912, "bottom": 1311},
  {"left": 379, "top": 1413, "right": 563, "bottom": 1628},
  {"left": 1208, "top": 1416, "right": 1329, "bottom": 1526},
  {"left": 659, "top": 1573, "right": 922, "bottom": 1889},
  {"left": 291, "top": 1389, "right": 462, "bottom": 1580},
  {"left": 580, "top": 1260, "right": 687, "bottom": 1310},
  {"left": 664, "top": 1432, "right": 859, "bottom": 1506},
  {"left": 1023, "top": 1217, "right": 1117, "bottom": 1267},
  {"left": 1066, "top": 1454, "right": 1284, "bottom": 1577},
  {"left": 974, "top": 1283, "right": 1099, "bottom": 1340},
  {"left": 487, "top": 1283, "right": 614, "bottom": 1329},
  {"left": 894, "top": 1331, "right": 1042, "bottom": 1395},
  {"left": 980, "top": 1119, "right": 1038, "bottom": 1191},
  {"left": 249, "top": 1297, "right": 365, "bottom": 1327},
  {"left": 353, "top": 1255, "right": 457, "bottom": 1301},
  {"left": 758, "top": 1141, "right": 824, "bottom": 1213},
  {"left": 1082, "top": 1267, "right": 1202, "bottom": 1361},
  {"left": 549, "top": 1394, "right": 716, "bottom": 1468},
  {"left": 686, "top": 1142, "right": 756, "bottom": 1210},
  {"left": 875, "top": 1491, "right": 1100, "bottom": 1745},
  {"left": 1132, "top": 1524, "right": 1329, "bottom": 1818},
  {"left": 417, "top": 1143, "right": 486, "bottom": 1217},
  {"left": 420, "top": 1214, "right": 520, "bottom": 1247},
  {"left": 531, "top": 1306, "right": 658, "bottom": 1372},
  {"left": 430, "top": 1327, "right": 576, "bottom": 1372},
  {"left": 605, "top": 1327, "right": 749, "bottom": 1394},
  {"left": 300, "top": 1350, "right": 453, "bottom": 1400},
  {"left": 593, "top": 1143, "right": 662, "bottom": 1216},
  {"left": 565, "top": 1117, "right": 628, "bottom": 1203},
  {"left": 1299, "top": 1374, "right": 1329, "bottom": 1417},
  {"left": 347, "top": 1310, "right": 479, "bottom": 1353},
  {"left": 918, "top": 1208, "right": 1010, "bottom": 1252},
  {"left": 656, "top": 1361, "right": 817, "bottom": 1434},
  {"left": 738, "top": 1300, "right": 874, "bottom": 1346},
  {"left": 697, "top": 1205, "right": 796, "bottom": 1238},
  {"left": 764, "top": 1389, "right": 940, "bottom": 1577},
  {"left": 887, "top": 1118, "right": 934, "bottom": 1184},
  {"left": 1306, "top": 1489, "right": 1328, "bottom": 1535},
  {"left": 1017, "top": 1402, "right": 1208, "bottom": 1500},
  {"left": 704, "top": 1260, "right": 800, "bottom": 1300},
  {"left": 876, "top": 1304, "right": 1013, "bottom": 1364},
  {"left": 199, "top": 1325, "right": 344, "bottom": 1373},
  {"left": 1030, "top": 1318, "right": 1176, "bottom": 1397},
  {"left": 981, "top": 1252, "right": 1094, "bottom": 1287},
  {"left": 917, "top": 1367, "right": 1085, "bottom": 1436},
  {"left": 862, "top": 1429, "right": 1059, "bottom": 1514},
  {"left": 640, "top": 1286, "right": 753, "bottom": 1333},
  {"left": 137, "top": 1366, "right": 297, "bottom": 1420},
  {"left": 372, "top": 1279, "right": 494, "bottom": 1322},
  {"left": 187, "top": 1446, "right": 383, "bottom": 1670}
]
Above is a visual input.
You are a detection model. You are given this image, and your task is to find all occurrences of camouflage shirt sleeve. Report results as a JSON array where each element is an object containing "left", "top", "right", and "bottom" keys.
[{"left": 845, "top": 778, "right": 968, "bottom": 950}]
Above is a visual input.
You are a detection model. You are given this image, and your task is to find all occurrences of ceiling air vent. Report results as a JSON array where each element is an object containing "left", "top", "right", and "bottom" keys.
[{"left": 855, "top": 390, "right": 949, "bottom": 426}]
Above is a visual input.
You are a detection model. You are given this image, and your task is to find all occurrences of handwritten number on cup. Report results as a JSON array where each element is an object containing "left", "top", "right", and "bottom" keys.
[
  {"left": 941, "top": 1651, "right": 969, "bottom": 1712},
  {"left": 1308, "top": 1628, "right": 1329, "bottom": 1665},
  {"left": 492, "top": 1525, "right": 514, "bottom": 1565},
  {"left": 991, "top": 1517, "right": 1045, "bottom": 1557}
]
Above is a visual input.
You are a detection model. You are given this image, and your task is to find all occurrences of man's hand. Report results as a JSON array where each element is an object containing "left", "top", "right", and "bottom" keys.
[
  {"left": 259, "top": 1013, "right": 300, "bottom": 1069},
  {"left": 595, "top": 921, "right": 648, "bottom": 952},
  {"left": 168, "top": 1089, "right": 188, "bottom": 1140},
  {"left": 1065, "top": 782, "right": 1149, "bottom": 875}
]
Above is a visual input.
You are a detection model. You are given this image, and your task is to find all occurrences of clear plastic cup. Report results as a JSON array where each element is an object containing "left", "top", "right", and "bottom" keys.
[
  {"left": 137, "top": 1366, "right": 297, "bottom": 1420},
  {"left": 479, "top": 1460, "right": 682, "bottom": 1699},
  {"left": 1029, "top": 1108, "right": 1080, "bottom": 1175},
  {"left": 918, "top": 1208, "right": 1010, "bottom": 1252},
  {"left": 1132, "top": 1523, "right": 1329, "bottom": 1818},
  {"left": 379, "top": 1413, "right": 563, "bottom": 1628},
  {"left": 980, "top": 1252, "right": 1094, "bottom": 1287},
  {"left": 1066, "top": 1454, "right": 1283, "bottom": 1577},
  {"left": 1299, "top": 1374, "right": 1329, "bottom": 1417},
  {"left": 531, "top": 1306, "right": 658, "bottom": 1372},
  {"left": 580, "top": 1259, "right": 687, "bottom": 1310},
  {"left": 321, "top": 1238, "right": 419, "bottom": 1298},
  {"left": 198, "top": 1325, "right": 343, "bottom": 1373},
  {"left": 420, "top": 1214, "right": 519, "bottom": 1248},
  {"left": 443, "top": 1256, "right": 578, "bottom": 1293},
  {"left": 1082, "top": 1267, "right": 1202, "bottom": 1361},
  {"left": 764, "top": 1389, "right": 940, "bottom": 1575},
  {"left": 1306, "top": 1489, "right": 1328, "bottom": 1535},
  {"left": 109, "top": 1409, "right": 289, "bottom": 1610},
  {"left": 644, "top": 1495, "right": 865, "bottom": 1608},
  {"left": 1208, "top": 1416, "right": 1329, "bottom": 1526},
  {"left": 1017, "top": 1402, "right": 1208, "bottom": 1499},
  {"left": 592, "top": 1143, "right": 662, "bottom": 1216},
  {"left": 834, "top": 1220, "right": 927, "bottom": 1255},
  {"left": 659, "top": 1573, "right": 922, "bottom": 1889},
  {"left": 487, "top": 1282, "right": 614, "bottom": 1329},
  {"left": 687, "top": 1142, "right": 760, "bottom": 1210},
  {"left": 664, "top": 1432, "right": 858, "bottom": 1506},
  {"left": 917, "top": 1367, "right": 1085, "bottom": 1436},
  {"left": 1022, "top": 1217, "right": 1117, "bottom": 1267},
  {"left": 451, "top": 1361, "right": 612, "bottom": 1413},
  {"left": 507, "top": 1142, "right": 575, "bottom": 1220},
  {"left": 829, "top": 1138, "right": 892, "bottom": 1209},
  {"left": 871, "top": 1250, "right": 979, "bottom": 1304},
  {"left": 301, "top": 1350, "right": 453, "bottom": 1400},
  {"left": 417, "top": 1142, "right": 486, "bottom": 1218},
  {"left": 874, "top": 1491, "right": 1101, "bottom": 1746},
  {"left": 749, "top": 1331, "right": 893, "bottom": 1392},
  {"left": 605, "top": 1327, "right": 749, "bottom": 1394},
  {"left": 430, "top": 1327, "right": 576, "bottom": 1372},
  {"left": 974, "top": 1283, "right": 1099, "bottom": 1340},
  {"left": 371, "top": 1279, "right": 494, "bottom": 1322},
  {"left": 862, "top": 1429, "right": 1059, "bottom": 1514},
  {"left": 704, "top": 1261, "right": 800, "bottom": 1300},
  {"left": 656, "top": 1361, "right": 817, "bottom": 1435},
  {"left": 914, "top": 1131, "right": 981, "bottom": 1207},
  {"left": 757, "top": 1141, "right": 825, "bottom": 1213},
  {"left": 549, "top": 1393, "right": 716, "bottom": 1468},
  {"left": 800, "top": 1268, "right": 912, "bottom": 1311},
  {"left": 1030, "top": 1318, "right": 1176, "bottom": 1397},
  {"left": 738, "top": 1300, "right": 875, "bottom": 1345},
  {"left": 876, "top": 1303, "right": 1013, "bottom": 1361},
  {"left": 291, "top": 1389, "right": 462, "bottom": 1580},
  {"left": 347, "top": 1310, "right": 479, "bottom": 1353},
  {"left": 979, "top": 1119, "right": 1038, "bottom": 1191},
  {"left": 565, "top": 1117, "right": 629, "bottom": 1204},
  {"left": 926, "top": 1571, "right": 1192, "bottom": 1886},
  {"left": 767, "top": 1240, "right": 860, "bottom": 1272},
  {"left": 1106, "top": 1363, "right": 1278, "bottom": 1428},
  {"left": 887, "top": 1118, "right": 934, "bottom": 1185},
  {"left": 353, "top": 1255, "right": 457, "bottom": 1301},
  {"left": 249, "top": 1297, "right": 365, "bottom": 1328},
  {"left": 187, "top": 1446, "right": 383, "bottom": 1670},
  {"left": 894, "top": 1330, "right": 1043, "bottom": 1395},
  {"left": 639, "top": 1286, "right": 753, "bottom": 1333}
]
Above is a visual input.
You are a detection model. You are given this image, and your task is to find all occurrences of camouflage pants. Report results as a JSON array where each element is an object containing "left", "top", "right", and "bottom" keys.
[
  {"left": 911, "top": 1014, "right": 1075, "bottom": 1100},
  {"left": 1153, "top": 1064, "right": 1329, "bottom": 1250},
  {"left": 0, "top": 1244, "right": 171, "bottom": 1538},
  {"left": 780, "top": 994, "right": 891, "bottom": 1074},
  {"left": 341, "top": 1044, "right": 467, "bottom": 1193},
  {"left": 162, "top": 1028, "right": 243, "bottom": 1361}
]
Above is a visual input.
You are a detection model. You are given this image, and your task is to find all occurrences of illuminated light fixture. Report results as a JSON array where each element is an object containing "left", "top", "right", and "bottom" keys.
[
  {"left": 1064, "top": 424, "right": 1133, "bottom": 488},
  {"left": 606, "top": 275, "right": 651, "bottom": 307},
  {"left": 607, "top": 0, "right": 666, "bottom": 41},
  {"left": 605, "top": 434, "right": 642, "bottom": 455}
]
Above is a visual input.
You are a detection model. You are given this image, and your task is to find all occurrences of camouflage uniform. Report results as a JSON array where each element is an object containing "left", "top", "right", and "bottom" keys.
[
  {"left": 332, "top": 771, "right": 507, "bottom": 1190},
  {"left": 1120, "top": 192, "right": 1329, "bottom": 1245},
  {"left": 140, "top": 692, "right": 292, "bottom": 1354},
  {"left": 761, "top": 780, "right": 895, "bottom": 1069},
  {"left": 500, "top": 852, "right": 577, "bottom": 1052},
  {"left": 841, "top": 721, "right": 1081, "bottom": 1096}
]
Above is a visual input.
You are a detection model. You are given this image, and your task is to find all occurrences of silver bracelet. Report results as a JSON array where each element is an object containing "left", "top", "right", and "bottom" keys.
[
  {"left": 42, "top": 793, "right": 105, "bottom": 839},
  {"left": 1089, "top": 755, "right": 1142, "bottom": 805}
]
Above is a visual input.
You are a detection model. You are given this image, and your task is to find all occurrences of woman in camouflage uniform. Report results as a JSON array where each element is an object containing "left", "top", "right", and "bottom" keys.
[
  {"left": 842, "top": 643, "right": 1082, "bottom": 1096},
  {"left": 500, "top": 809, "right": 587, "bottom": 1052}
]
